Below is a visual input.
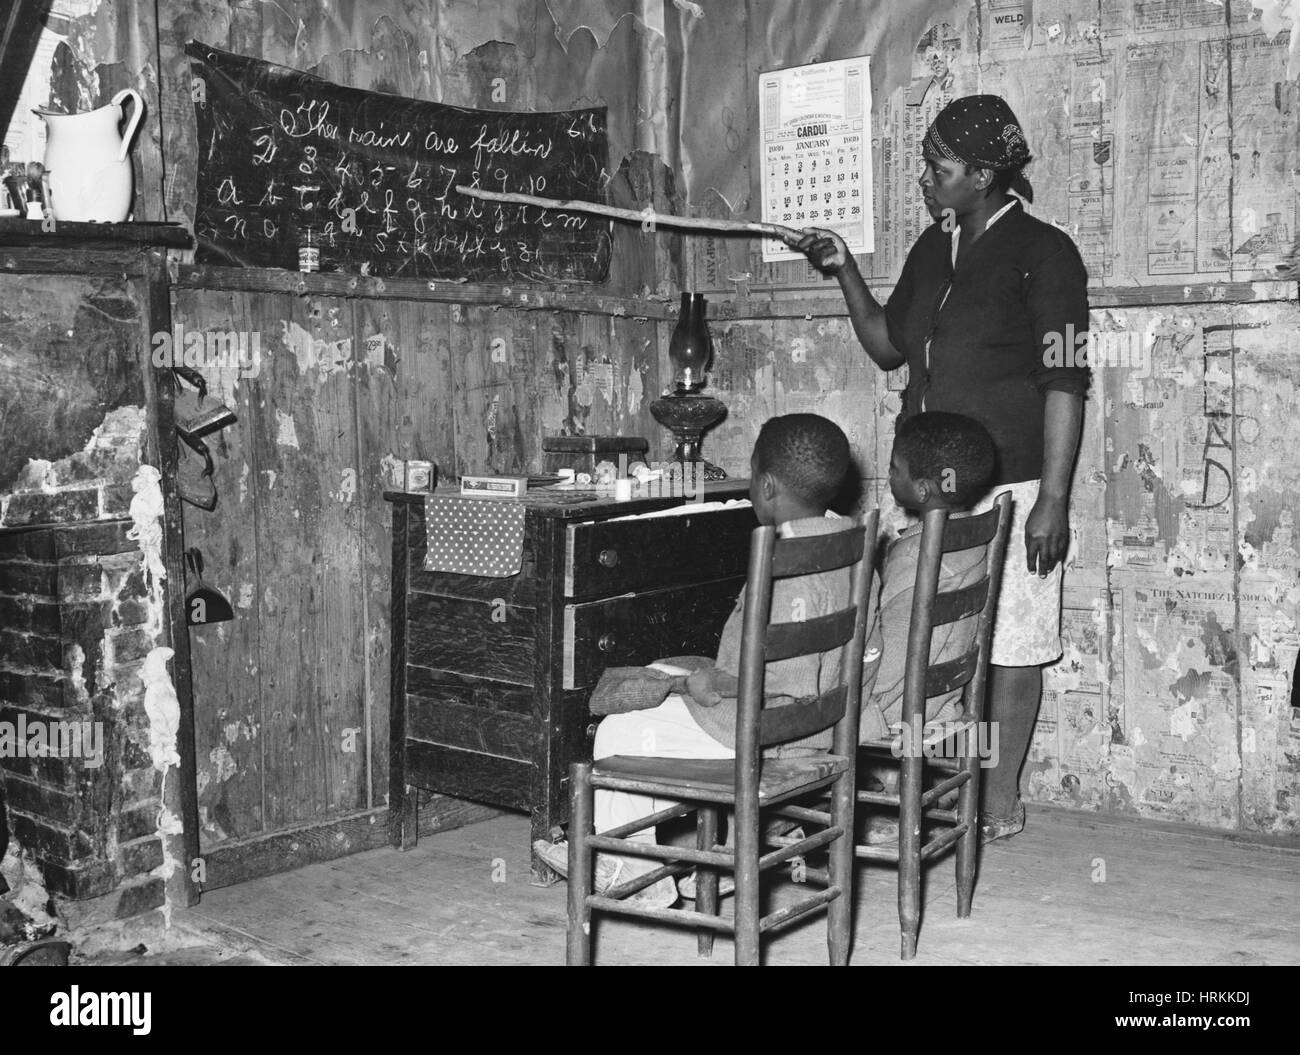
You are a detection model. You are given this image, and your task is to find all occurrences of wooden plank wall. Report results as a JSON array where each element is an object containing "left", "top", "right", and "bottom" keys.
[
  {"left": 24, "top": 0, "right": 1295, "bottom": 858},
  {"left": 152, "top": 0, "right": 679, "bottom": 855},
  {"left": 176, "top": 290, "right": 662, "bottom": 850}
]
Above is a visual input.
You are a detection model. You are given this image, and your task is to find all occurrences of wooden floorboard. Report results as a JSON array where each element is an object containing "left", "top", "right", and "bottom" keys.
[{"left": 177, "top": 807, "right": 1300, "bottom": 966}]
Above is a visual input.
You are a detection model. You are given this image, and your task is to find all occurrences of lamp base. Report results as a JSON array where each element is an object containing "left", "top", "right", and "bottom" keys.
[{"left": 650, "top": 392, "right": 727, "bottom": 469}]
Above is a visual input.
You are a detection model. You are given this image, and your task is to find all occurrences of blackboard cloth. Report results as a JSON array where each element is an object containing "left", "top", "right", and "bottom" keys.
[{"left": 186, "top": 41, "right": 612, "bottom": 283}]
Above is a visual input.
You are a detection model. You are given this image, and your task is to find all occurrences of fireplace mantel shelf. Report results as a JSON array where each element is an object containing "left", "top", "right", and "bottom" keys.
[{"left": 0, "top": 218, "right": 191, "bottom": 250}]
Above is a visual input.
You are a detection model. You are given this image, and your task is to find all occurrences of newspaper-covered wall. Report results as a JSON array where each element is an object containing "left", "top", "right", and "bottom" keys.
[
  {"left": 682, "top": 0, "right": 1298, "bottom": 292},
  {"left": 676, "top": 1, "right": 1299, "bottom": 835}
]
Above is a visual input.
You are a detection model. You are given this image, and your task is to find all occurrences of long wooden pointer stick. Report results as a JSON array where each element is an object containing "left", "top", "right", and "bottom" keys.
[{"left": 455, "top": 184, "right": 805, "bottom": 246}]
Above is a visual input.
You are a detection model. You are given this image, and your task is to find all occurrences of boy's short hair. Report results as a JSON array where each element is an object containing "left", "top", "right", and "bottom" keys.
[
  {"left": 893, "top": 412, "right": 995, "bottom": 508},
  {"left": 753, "top": 414, "right": 851, "bottom": 508}
]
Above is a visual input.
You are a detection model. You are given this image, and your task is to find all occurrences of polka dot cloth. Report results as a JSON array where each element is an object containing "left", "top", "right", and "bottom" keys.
[
  {"left": 923, "top": 94, "right": 1030, "bottom": 171},
  {"left": 424, "top": 495, "right": 526, "bottom": 577}
]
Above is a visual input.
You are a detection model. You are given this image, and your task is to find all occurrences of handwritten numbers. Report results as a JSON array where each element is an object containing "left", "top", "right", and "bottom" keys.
[
  {"left": 253, "top": 132, "right": 276, "bottom": 166},
  {"left": 335, "top": 153, "right": 357, "bottom": 186},
  {"left": 191, "top": 857, "right": 207, "bottom": 885},
  {"left": 1091, "top": 856, "right": 1106, "bottom": 883},
  {"left": 490, "top": 336, "right": 509, "bottom": 364},
  {"left": 491, "top": 858, "right": 507, "bottom": 883},
  {"left": 341, "top": 727, "right": 360, "bottom": 753},
  {"left": 491, "top": 597, "right": 508, "bottom": 623},
  {"left": 941, "top": 208, "right": 957, "bottom": 232},
  {"left": 192, "top": 51, "right": 609, "bottom": 282}
]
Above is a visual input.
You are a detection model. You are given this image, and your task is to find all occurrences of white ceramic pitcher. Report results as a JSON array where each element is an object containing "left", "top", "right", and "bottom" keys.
[{"left": 34, "top": 88, "right": 144, "bottom": 222}]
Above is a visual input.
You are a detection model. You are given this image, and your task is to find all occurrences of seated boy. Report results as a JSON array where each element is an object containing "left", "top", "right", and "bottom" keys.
[
  {"left": 534, "top": 413, "right": 856, "bottom": 906},
  {"left": 858, "top": 411, "right": 997, "bottom": 745}
]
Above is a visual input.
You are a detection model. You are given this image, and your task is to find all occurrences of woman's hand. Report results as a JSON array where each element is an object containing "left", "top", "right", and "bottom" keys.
[
  {"left": 794, "top": 227, "right": 851, "bottom": 276},
  {"left": 1025, "top": 491, "right": 1070, "bottom": 576}
]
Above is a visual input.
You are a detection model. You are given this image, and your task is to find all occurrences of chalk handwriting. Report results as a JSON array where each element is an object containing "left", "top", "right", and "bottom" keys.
[{"left": 187, "top": 41, "right": 611, "bottom": 282}]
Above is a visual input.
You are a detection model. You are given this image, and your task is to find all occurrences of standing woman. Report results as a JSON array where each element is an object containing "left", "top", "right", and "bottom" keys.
[{"left": 796, "top": 95, "right": 1090, "bottom": 840}]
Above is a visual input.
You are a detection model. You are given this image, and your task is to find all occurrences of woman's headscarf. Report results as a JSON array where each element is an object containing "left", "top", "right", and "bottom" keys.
[{"left": 923, "top": 95, "right": 1034, "bottom": 201}]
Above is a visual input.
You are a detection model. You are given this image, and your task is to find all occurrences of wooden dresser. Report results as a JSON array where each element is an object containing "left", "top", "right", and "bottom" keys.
[{"left": 385, "top": 482, "right": 757, "bottom": 875}]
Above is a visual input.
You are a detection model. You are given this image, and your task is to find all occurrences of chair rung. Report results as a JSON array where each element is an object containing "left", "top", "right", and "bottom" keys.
[
  {"left": 603, "top": 860, "right": 691, "bottom": 900},
  {"left": 927, "top": 756, "right": 964, "bottom": 773},
  {"left": 768, "top": 803, "right": 833, "bottom": 827},
  {"left": 800, "top": 866, "right": 830, "bottom": 886},
  {"left": 856, "top": 831, "right": 976, "bottom": 863},
  {"left": 923, "top": 808, "right": 959, "bottom": 825},
  {"left": 920, "top": 772, "right": 968, "bottom": 808},
  {"left": 586, "top": 835, "right": 733, "bottom": 869},
  {"left": 854, "top": 797, "right": 961, "bottom": 827},
  {"left": 759, "top": 826, "right": 841, "bottom": 871},
  {"left": 856, "top": 790, "right": 899, "bottom": 806},
  {"left": 759, "top": 887, "right": 841, "bottom": 934},
  {"left": 586, "top": 896, "right": 735, "bottom": 931},
  {"left": 599, "top": 801, "right": 695, "bottom": 840},
  {"left": 919, "top": 824, "right": 968, "bottom": 861}
]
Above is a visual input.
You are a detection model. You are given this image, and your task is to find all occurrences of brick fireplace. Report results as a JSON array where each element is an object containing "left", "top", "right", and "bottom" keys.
[{"left": 1, "top": 267, "right": 191, "bottom": 943}]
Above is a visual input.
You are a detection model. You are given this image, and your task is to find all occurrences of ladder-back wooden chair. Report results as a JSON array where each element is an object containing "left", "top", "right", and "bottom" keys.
[
  {"left": 857, "top": 492, "right": 1011, "bottom": 959},
  {"left": 565, "top": 510, "right": 878, "bottom": 966}
]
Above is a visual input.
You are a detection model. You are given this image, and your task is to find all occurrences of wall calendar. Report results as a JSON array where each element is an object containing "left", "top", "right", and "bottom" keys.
[{"left": 759, "top": 55, "right": 874, "bottom": 263}]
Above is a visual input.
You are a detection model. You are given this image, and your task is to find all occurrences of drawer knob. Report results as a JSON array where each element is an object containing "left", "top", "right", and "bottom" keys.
[
  {"left": 598, "top": 548, "right": 619, "bottom": 568},
  {"left": 597, "top": 632, "right": 617, "bottom": 652}
]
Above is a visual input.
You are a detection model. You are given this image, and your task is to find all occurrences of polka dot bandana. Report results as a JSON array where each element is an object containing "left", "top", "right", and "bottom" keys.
[
  {"left": 923, "top": 95, "right": 1030, "bottom": 171},
  {"left": 424, "top": 495, "right": 526, "bottom": 577}
]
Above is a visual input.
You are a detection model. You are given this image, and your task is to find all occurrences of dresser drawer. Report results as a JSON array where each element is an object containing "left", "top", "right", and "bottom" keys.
[
  {"left": 561, "top": 578, "right": 742, "bottom": 689},
  {"left": 563, "top": 505, "right": 756, "bottom": 599}
]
